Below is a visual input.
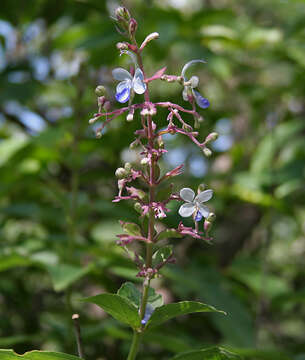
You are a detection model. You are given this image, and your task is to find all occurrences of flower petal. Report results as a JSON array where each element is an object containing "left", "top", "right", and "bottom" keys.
[
  {"left": 198, "top": 204, "right": 210, "bottom": 218},
  {"left": 116, "top": 86, "right": 130, "bottom": 103},
  {"left": 182, "top": 87, "right": 189, "bottom": 101},
  {"left": 116, "top": 79, "right": 131, "bottom": 94},
  {"left": 133, "top": 68, "right": 146, "bottom": 94},
  {"left": 193, "top": 90, "right": 210, "bottom": 109},
  {"left": 195, "top": 189, "right": 213, "bottom": 203},
  {"left": 112, "top": 67, "right": 132, "bottom": 81},
  {"left": 180, "top": 188, "right": 195, "bottom": 202},
  {"left": 178, "top": 203, "right": 195, "bottom": 217},
  {"left": 195, "top": 210, "right": 203, "bottom": 222}
]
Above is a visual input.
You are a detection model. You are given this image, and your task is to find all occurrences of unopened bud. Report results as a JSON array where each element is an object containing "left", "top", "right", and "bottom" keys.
[
  {"left": 116, "top": 42, "right": 129, "bottom": 50},
  {"left": 207, "top": 213, "right": 216, "bottom": 222},
  {"left": 204, "top": 220, "right": 212, "bottom": 233},
  {"left": 104, "top": 101, "right": 111, "bottom": 112},
  {"left": 89, "top": 116, "right": 99, "bottom": 124},
  {"left": 129, "top": 18, "right": 137, "bottom": 36},
  {"left": 205, "top": 132, "right": 218, "bottom": 143},
  {"left": 115, "top": 7, "right": 130, "bottom": 22},
  {"left": 95, "top": 85, "right": 106, "bottom": 97},
  {"left": 98, "top": 96, "right": 106, "bottom": 106},
  {"left": 198, "top": 183, "right": 205, "bottom": 192},
  {"left": 140, "top": 32, "right": 160, "bottom": 50},
  {"left": 124, "top": 162, "right": 132, "bottom": 172},
  {"left": 146, "top": 32, "right": 159, "bottom": 42},
  {"left": 134, "top": 202, "right": 142, "bottom": 214},
  {"left": 141, "top": 157, "right": 149, "bottom": 166},
  {"left": 198, "top": 116, "right": 204, "bottom": 123},
  {"left": 140, "top": 108, "right": 149, "bottom": 116},
  {"left": 189, "top": 76, "right": 199, "bottom": 88},
  {"left": 115, "top": 167, "right": 127, "bottom": 179},
  {"left": 202, "top": 147, "right": 212, "bottom": 157}
]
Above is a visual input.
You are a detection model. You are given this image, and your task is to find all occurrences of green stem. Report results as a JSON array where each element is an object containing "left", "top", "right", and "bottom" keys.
[{"left": 127, "top": 331, "right": 142, "bottom": 360}]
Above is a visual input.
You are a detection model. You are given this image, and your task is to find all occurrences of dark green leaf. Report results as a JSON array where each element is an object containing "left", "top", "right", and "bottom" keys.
[
  {"left": 147, "top": 301, "right": 225, "bottom": 329},
  {"left": 83, "top": 293, "right": 141, "bottom": 329}
]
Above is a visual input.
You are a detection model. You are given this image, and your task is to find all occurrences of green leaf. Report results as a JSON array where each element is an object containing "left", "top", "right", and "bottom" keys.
[
  {"left": 117, "top": 282, "right": 163, "bottom": 309},
  {"left": 155, "top": 229, "right": 182, "bottom": 242},
  {"left": 152, "top": 246, "right": 173, "bottom": 267},
  {"left": 147, "top": 301, "right": 225, "bottom": 329},
  {"left": 147, "top": 287, "right": 163, "bottom": 309},
  {"left": 170, "top": 347, "right": 241, "bottom": 360},
  {"left": 117, "top": 282, "right": 141, "bottom": 307},
  {"left": 120, "top": 221, "right": 142, "bottom": 237},
  {"left": 0, "top": 349, "right": 82, "bottom": 360},
  {"left": 46, "top": 263, "right": 92, "bottom": 292},
  {"left": 83, "top": 293, "right": 141, "bottom": 329}
]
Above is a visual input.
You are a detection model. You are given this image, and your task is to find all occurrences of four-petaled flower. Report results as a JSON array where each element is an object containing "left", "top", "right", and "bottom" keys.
[
  {"left": 113, "top": 67, "right": 146, "bottom": 103},
  {"left": 178, "top": 187, "right": 213, "bottom": 221},
  {"left": 181, "top": 59, "right": 210, "bottom": 109}
]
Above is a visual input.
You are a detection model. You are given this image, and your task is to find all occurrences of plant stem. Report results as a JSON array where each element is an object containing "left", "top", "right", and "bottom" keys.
[
  {"left": 127, "top": 331, "right": 142, "bottom": 360},
  {"left": 125, "top": 37, "right": 157, "bottom": 360}
]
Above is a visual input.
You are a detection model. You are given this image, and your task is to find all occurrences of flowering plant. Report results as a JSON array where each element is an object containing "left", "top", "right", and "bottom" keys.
[{"left": 85, "top": 7, "right": 237, "bottom": 360}]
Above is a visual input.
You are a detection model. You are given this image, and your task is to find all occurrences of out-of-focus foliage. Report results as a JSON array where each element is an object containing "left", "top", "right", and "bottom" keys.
[{"left": 0, "top": 0, "right": 304, "bottom": 359}]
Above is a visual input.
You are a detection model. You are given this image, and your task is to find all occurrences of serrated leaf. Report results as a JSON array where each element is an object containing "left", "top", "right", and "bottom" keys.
[
  {"left": 146, "top": 301, "right": 225, "bottom": 329},
  {"left": 152, "top": 246, "right": 173, "bottom": 267},
  {"left": 170, "top": 346, "right": 241, "bottom": 360},
  {"left": 0, "top": 349, "right": 82, "bottom": 360},
  {"left": 83, "top": 293, "right": 141, "bottom": 329},
  {"left": 120, "top": 221, "right": 142, "bottom": 237},
  {"left": 117, "top": 282, "right": 141, "bottom": 307},
  {"left": 155, "top": 229, "right": 182, "bottom": 242}
]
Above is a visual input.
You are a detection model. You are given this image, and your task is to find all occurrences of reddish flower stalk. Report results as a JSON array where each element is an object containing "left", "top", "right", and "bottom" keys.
[{"left": 89, "top": 7, "right": 219, "bottom": 360}]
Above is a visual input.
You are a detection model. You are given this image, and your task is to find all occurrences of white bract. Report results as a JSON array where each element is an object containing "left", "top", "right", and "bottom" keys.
[
  {"left": 112, "top": 67, "right": 146, "bottom": 103},
  {"left": 181, "top": 59, "right": 210, "bottom": 109},
  {"left": 178, "top": 187, "right": 213, "bottom": 220}
]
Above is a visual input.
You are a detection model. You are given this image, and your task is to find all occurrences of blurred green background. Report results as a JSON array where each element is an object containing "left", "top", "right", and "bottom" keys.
[{"left": 0, "top": 0, "right": 304, "bottom": 359}]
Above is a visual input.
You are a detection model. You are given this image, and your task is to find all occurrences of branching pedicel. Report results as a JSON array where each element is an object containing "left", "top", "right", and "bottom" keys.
[{"left": 88, "top": 7, "right": 220, "bottom": 360}]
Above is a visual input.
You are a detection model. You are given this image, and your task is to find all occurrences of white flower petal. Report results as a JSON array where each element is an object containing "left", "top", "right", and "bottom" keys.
[
  {"left": 178, "top": 203, "right": 195, "bottom": 217},
  {"left": 112, "top": 68, "right": 132, "bottom": 81},
  {"left": 198, "top": 204, "right": 210, "bottom": 218},
  {"left": 116, "top": 79, "right": 131, "bottom": 94},
  {"left": 195, "top": 189, "right": 213, "bottom": 203},
  {"left": 181, "top": 59, "right": 206, "bottom": 80},
  {"left": 180, "top": 188, "right": 195, "bottom": 202},
  {"left": 133, "top": 68, "right": 146, "bottom": 94},
  {"left": 182, "top": 87, "right": 189, "bottom": 101}
]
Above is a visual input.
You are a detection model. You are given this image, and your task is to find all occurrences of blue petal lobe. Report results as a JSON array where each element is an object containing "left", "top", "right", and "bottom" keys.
[
  {"left": 195, "top": 210, "right": 203, "bottom": 222},
  {"left": 193, "top": 90, "right": 210, "bottom": 109},
  {"left": 116, "top": 87, "right": 130, "bottom": 103}
]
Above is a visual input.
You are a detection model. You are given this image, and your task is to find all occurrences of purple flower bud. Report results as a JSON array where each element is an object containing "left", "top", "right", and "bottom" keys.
[{"left": 129, "top": 18, "right": 138, "bottom": 36}]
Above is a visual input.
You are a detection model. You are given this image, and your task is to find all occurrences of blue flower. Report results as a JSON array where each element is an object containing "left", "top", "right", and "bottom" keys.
[
  {"left": 112, "top": 67, "right": 146, "bottom": 103},
  {"left": 181, "top": 60, "right": 210, "bottom": 109}
]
